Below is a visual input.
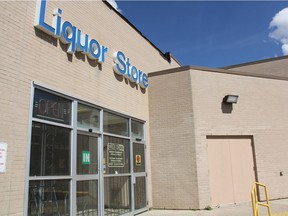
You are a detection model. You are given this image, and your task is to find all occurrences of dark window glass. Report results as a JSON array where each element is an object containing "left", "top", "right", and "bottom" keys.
[
  {"left": 131, "top": 120, "right": 144, "bottom": 140},
  {"left": 77, "top": 104, "right": 100, "bottom": 131},
  {"left": 104, "top": 176, "right": 131, "bottom": 215},
  {"left": 77, "top": 180, "right": 98, "bottom": 215},
  {"left": 28, "top": 180, "right": 70, "bottom": 216},
  {"left": 103, "top": 136, "right": 130, "bottom": 174},
  {"left": 33, "top": 89, "right": 72, "bottom": 125},
  {"left": 134, "top": 177, "right": 146, "bottom": 210},
  {"left": 77, "top": 134, "right": 98, "bottom": 175},
  {"left": 103, "top": 112, "right": 129, "bottom": 136},
  {"left": 29, "top": 122, "right": 70, "bottom": 176}
]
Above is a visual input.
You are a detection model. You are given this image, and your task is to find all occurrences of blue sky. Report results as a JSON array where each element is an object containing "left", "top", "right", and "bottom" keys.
[{"left": 109, "top": 1, "right": 288, "bottom": 68}]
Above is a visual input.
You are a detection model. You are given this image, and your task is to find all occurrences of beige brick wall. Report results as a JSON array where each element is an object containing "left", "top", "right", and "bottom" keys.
[
  {"left": 0, "top": 1, "right": 178, "bottom": 214},
  {"left": 149, "top": 70, "right": 199, "bottom": 209},
  {"left": 149, "top": 65, "right": 288, "bottom": 209},
  {"left": 224, "top": 56, "right": 288, "bottom": 78},
  {"left": 190, "top": 68, "right": 288, "bottom": 207}
]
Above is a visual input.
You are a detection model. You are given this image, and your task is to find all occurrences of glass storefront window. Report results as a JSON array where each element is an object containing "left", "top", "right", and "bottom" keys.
[
  {"left": 131, "top": 120, "right": 144, "bottom": 140},
  {"left": 29, "top": 122, "right": 70, "bottom": 176},
  {"left": 77, "top": 104, "right": 100, "bottom": 131},
  {"left": 77, "top": 134, "right": 98, "bottom": 175},
  {"left": 28, "top": 88, "right": 147, "bottom": 215},
  {"left": 103, "top": 112, "right": 129, "bottom": 136},
  {"left": 103, "top": 136, "right": 130, "bottom": 174},
  {"left": 33, "top": 89, "right": 72, "bottom": 125},
  {"left": 28, "top": 180, "right": 70, "bottom": 216}
]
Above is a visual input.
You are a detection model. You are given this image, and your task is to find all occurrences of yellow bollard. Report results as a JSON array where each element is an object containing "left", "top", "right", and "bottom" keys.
[{"left": 251, "top": 182, "right": 271, "bottom": 216}]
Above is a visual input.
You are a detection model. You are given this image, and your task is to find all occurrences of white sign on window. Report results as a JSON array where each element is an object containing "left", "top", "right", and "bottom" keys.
[{"left": 0, "top": 143, "right": 7, "bottom": 173}]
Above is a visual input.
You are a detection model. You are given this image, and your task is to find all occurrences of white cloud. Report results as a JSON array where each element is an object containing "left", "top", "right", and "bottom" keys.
[
  {"left": 282, "top": 44, "right": 288, "bottom": 55},
  {"left": 269, "top": 8, "right": 288, "bottom": 55},
  {"left": 107, "top": 0, "right": 122, "bottom": 13}
]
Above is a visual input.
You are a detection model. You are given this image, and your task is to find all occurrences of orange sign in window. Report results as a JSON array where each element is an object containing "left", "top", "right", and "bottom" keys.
[{"left": 136, "top": 155, "right": 141, "bottom": 166}]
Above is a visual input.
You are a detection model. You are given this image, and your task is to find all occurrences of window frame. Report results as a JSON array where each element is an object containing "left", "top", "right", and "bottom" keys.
[{"left": 25, "top": 85, "right": 147, "bottom": 216}]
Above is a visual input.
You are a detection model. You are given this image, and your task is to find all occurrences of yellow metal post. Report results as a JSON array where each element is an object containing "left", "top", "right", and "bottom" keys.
[{"left": 251, "top": 182, "right": 271, "bottom": 216}]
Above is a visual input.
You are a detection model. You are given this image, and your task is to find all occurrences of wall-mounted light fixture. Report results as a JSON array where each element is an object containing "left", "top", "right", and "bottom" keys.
[{"left": 223, "top": 95, "right": 239, "bottom": 104}]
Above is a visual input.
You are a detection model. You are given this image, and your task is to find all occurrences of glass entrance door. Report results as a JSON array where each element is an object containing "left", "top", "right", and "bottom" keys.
[
  {"left": 102, "top": 136, "right": 131, "bottom": 216},
  {"left": 27, "top": 89, "right": 148, "bottom": 216},
  {"left": 132, "top": 142, "right": 147, "bottom": 211},
  {"left": 76, "top": 133, "right": 99, "bottom": 215}
]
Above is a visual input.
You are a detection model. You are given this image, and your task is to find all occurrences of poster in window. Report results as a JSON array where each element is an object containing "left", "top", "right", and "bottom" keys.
[{"left": 107, "top": 143, "right": 124, "bottom": 167}]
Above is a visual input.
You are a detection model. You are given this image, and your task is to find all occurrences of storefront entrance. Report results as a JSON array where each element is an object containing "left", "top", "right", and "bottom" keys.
[{"left": 26, "top": 87, "right": 147, "bottom": 216}]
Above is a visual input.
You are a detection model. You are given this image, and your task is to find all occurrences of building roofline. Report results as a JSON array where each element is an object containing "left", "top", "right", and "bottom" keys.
[
  {"left": 103, "top": 0, "right": 181, "bottom": 66},
  {"left": 149, "top": 65, "right": 288, "bottom": 81},
  {"left": 221, "top": 55, "right": 288, "bottom": 69}
]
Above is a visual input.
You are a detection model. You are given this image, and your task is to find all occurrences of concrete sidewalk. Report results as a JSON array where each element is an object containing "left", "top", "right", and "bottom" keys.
[{"left": 139, "top": 199, "right": 288, "bottom": 216}]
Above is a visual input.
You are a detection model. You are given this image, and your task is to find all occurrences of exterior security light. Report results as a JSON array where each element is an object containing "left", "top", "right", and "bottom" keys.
[{"left": 223, "top": 95, "right": 239, "bottom": 104}]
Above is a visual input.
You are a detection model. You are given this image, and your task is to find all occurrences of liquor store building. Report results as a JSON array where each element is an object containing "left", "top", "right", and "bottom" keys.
[
  {"left": 1, "top": 0, "right": 288, "bottom": 215},
  {"left": 0, "top": 0, "right": 179, "bottom": 215}
]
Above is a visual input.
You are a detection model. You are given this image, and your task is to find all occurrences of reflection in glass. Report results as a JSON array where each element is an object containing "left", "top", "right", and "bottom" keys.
[
  {"left": 28, "top": 180, "right": 70, "bottom": 216},
  {"left": 103, "top": 136, "right": 130, "bottom": 174},
  {"left": 133, "top": 143, "right": 145, "bottom": 173},
  {"left": 77, "top": 181, "right": 98, "bottom": 215},
  {"left": 103, "top": 112, "right": 129, "bottom": 136},
  {"left": 104, "top": 176, "right": 131, "bottom": 216},
  {"left": 30, "top": 122, "right": 70, "bottom": 176},
  {"left": 134, "top": 177, "right": 146, "bottom": 210},
  {"left": 77, "top": 104, "right": 100, "bottom": 131},
  {"left": 131, "top": 120, "right": 144, "bottom": 140},
  {"left": 77, "top": 134, "right": 98, "bottom": 175}
]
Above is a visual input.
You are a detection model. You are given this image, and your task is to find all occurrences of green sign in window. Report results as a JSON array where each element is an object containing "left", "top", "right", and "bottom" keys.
[{"left": 82, "top": 151, "right": 90, "bottom": 165}]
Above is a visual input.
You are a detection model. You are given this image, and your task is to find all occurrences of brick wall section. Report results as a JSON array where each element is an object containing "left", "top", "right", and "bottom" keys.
[
  {"left": 148, "top": 71, "right": 199, "bottom": 209},
  {"left": 0, "top": 1, "right": 179, "bottom": 214},
  {"left": 149, "top": 66, "right": 288, "bottom": 209},
  {"left": 190, "top": 68, "right": 288, "bottom": 208},
  {"left": 224, "top": 56, "right": 288, "bottom": 78}
]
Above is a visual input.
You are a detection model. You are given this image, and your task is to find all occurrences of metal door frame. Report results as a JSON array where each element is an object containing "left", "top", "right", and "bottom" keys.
[{"left": 73, "top": 130, "right": 101, "bottom": 215}]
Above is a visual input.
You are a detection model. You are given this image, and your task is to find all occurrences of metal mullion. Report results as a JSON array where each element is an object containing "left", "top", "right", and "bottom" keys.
[
  {"left": 144, "top": 131, "right": 148, "bottom": 209},
  {"left": 29, "top": 176, "right": 72, "bottom": 181},
  {"left": 103, "top": 173, "right": 131, "bottom": 178},
  {"left": 143, "top": 120, "right": 147, "bottom": 142},
  {"left": 99, "top": 109, "right": 104, "bottom": 216},
  {"left": 75, "top": 175, "right": 99, "bottom": 181},
  {"left": 132, "top": 140, "right": 145, "bottom": 145},
  {"left": 31, "top": 117, "right": 73, "bottom": 129},
  {"left": 102, "top": 132, "right": 130, "bottom": 140},
  {"left": 129, "top": 120, "right": 135, "bottom": 213},
  {"left": 77, "top": 127, "right": 101, "bottom": 134},
  {"left": 71, "top": 100, "right": 78, "bottom": 216},
  {"left": 144, "top": 142, "right": 147, "bottom": 174},
  {"left": 133, "top": 173, "right": 146, "bottom": 178}
]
